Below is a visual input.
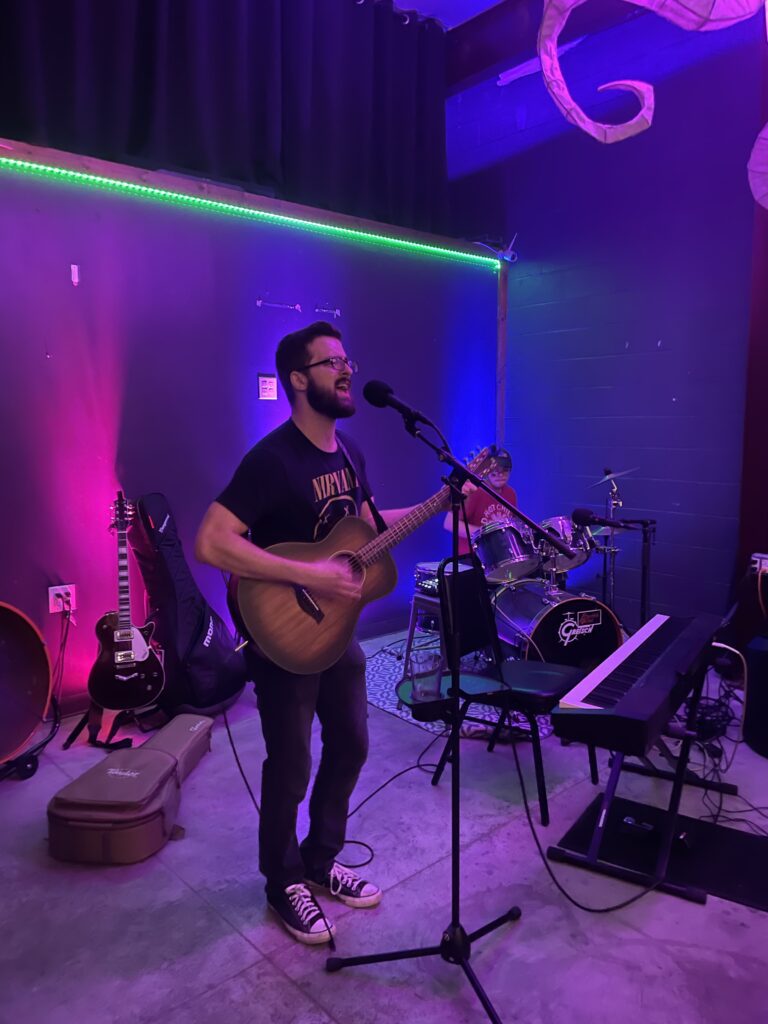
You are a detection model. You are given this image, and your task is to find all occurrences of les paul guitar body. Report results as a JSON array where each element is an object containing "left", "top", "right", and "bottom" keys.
[
  {"left": 87, "top": 613, "right": 165, "bottom": 711},
  {"left": 237, "top": 516, "right": 397, "bottom": 675}
]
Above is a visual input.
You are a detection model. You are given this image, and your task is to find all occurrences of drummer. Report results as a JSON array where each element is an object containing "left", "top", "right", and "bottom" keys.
[{"left": 442, "top": 449, "right": 518, "bottom": 555}]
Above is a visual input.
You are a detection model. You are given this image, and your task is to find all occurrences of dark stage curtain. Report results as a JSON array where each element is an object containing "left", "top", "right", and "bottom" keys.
[{"left": 0, "top": 0, "right": 447, "bottom": 231}]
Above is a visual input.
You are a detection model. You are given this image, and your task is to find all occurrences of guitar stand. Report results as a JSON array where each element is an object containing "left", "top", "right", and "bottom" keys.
[
  {"left": 62, "top": 701, "right": 135, "bottom": 751},
  {"left": 326, "top": 440, "right": 521, "bottom": 1024}
]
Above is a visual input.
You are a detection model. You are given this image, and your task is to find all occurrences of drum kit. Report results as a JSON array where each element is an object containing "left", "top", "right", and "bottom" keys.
[{"left": 412, "top": 468, "right": 641, "bottom": 673}]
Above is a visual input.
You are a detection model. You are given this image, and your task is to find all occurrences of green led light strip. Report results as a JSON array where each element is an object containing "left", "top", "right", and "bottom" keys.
[{"left": 0, "top": 156, "right": 498, "bottom": 270}]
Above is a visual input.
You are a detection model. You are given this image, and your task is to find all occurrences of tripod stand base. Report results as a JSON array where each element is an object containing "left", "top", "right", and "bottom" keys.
[{"left": 325, "top": 907, "right": 521, "bottom": 1022}]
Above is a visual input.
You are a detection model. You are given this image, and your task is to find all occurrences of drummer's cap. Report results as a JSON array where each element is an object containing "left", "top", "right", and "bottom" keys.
[{"left": 493, "top": 448, "right": 512, "bottom": 471}]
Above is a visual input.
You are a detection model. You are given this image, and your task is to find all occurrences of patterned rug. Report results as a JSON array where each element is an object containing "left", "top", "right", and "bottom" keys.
[{"left": 364, "top": 634, "right": 553, "bottom": 742}]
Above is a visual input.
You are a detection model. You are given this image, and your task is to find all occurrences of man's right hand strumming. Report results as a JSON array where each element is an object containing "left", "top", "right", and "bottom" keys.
[{"left": 301, "top": 559, "right": 362, "bottom": 600}]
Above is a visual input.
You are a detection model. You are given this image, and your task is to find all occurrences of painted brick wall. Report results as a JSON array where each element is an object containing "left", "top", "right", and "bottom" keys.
[
  {"left": 449, "top": 16, "right": 765, "bottom": 628},
  {"left": 0, "top": 164, "right": 497, "bottom": 703}
]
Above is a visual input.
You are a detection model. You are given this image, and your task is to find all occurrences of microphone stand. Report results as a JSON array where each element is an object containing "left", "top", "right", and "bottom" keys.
[{"left": 326, "top": 418, "right": 572, "bottom": 1023}]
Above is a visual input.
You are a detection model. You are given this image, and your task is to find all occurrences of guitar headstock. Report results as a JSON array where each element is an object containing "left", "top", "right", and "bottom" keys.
[
  {"left": 465, "top": 446, "right": 501, "bottom": 480},
  {"left": 109, "top": 490, "right": 135, "bottom": 532}
]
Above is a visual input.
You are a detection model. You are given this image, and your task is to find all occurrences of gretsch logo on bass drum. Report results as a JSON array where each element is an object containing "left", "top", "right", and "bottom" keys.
[{"left": 558, "top": 609, "right": 603, "bottom": 646}]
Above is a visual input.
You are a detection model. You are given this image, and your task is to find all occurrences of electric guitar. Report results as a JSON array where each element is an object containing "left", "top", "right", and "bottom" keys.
[
  {"left": 87, "top": 491, "right": 165, "bottom": 711},
  {"left": 235, "top": 448, "right": 497, "bottom": 674}
]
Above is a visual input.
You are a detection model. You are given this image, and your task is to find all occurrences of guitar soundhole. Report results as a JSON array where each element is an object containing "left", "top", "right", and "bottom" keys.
[{"left": 336, "top": 552, "right": 364, "bottom": 583}]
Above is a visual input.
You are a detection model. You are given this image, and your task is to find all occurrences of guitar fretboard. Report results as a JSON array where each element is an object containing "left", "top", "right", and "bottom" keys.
[
  {"left": 117, "top": 528, "right": 132, "bottom": 630},
  {"left": 356, "top": 487, "right": 449, "bottom": 568}
]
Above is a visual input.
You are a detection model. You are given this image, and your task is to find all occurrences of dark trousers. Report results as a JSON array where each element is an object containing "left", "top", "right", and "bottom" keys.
[{"left": 251, "top": 641, "right": 369, "bottom": 895}]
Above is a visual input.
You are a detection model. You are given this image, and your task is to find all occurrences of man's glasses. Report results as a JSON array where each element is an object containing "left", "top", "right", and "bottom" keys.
[{"left": 301, "top": 356, "right": 359, "bottom": 374}]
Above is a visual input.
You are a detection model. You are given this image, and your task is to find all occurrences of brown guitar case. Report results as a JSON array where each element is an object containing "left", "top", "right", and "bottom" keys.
[{"left": 47, "top": 714, "right": 213, "bottom": 865}]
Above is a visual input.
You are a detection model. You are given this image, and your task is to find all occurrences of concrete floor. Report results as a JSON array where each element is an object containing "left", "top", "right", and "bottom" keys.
[{"left": 2, "top": 661, "right": 767, "bottom": 1024}]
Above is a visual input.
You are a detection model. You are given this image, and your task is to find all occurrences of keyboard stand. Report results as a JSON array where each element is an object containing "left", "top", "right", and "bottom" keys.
[
  {"left": 547, "top": 668, "right": 711, "bottom": 904},
  {"left": 614, "top": 736, "right": 738, "bottom": 796}
]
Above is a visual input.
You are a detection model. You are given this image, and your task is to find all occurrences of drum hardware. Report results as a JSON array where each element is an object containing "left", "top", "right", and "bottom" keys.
[
  {"left": 587, "top": 468, "right": 632, "bottom": 610},
  {"left": 572, "top": 502, "right": 657, "bottom": 627}
]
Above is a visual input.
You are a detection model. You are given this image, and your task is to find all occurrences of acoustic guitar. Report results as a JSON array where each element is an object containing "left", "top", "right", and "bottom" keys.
[
  {"left": 235, "top": 448, "right": 497, "bottom": 674},
  {"left": 87, "top": 491, "right": 165, "bottom": 711}
]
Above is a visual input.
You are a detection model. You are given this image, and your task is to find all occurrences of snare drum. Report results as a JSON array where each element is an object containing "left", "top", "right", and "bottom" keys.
[
  {"left": 539, "top": 515, "right": 594, "bottom": 573},
  {"left": 472, "top": 521, "right": 540, "bottom": 583},
  {"left": 493, "top": 579, "right": 622, "bottom": 670}
]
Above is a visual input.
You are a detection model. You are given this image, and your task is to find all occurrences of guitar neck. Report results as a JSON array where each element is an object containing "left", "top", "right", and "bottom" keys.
[
  {"left": 116, "top": 528, "right": 132, "bottom": 630},
  {"left": 357, "top": 486, "right": 448, "bottom": 567}
]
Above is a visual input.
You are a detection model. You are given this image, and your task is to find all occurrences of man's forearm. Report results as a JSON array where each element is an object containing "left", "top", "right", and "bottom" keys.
[{"left": 196, "top": 530, "right": 315, "bottom": 586}]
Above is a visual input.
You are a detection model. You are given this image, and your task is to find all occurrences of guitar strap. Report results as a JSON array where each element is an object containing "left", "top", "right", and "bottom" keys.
[{"left": 336, "top": 435, "right": 388, "bottom": 535}]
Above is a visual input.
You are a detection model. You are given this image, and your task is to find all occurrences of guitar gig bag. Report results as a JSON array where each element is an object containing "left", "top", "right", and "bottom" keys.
[
  {"left": 128, "top": 492, "right": 248, "bottom": 715},
  {"left": 47, "top": 714, "right": 213, "bottom": 865}
]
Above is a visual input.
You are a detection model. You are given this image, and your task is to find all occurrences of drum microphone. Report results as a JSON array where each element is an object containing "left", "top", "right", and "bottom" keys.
[
  {"left": 362, "top": 380, "right": 433, "bottom": 426},
  {"left": 572, "top": 507, "right": 634, "bottom": 530}
]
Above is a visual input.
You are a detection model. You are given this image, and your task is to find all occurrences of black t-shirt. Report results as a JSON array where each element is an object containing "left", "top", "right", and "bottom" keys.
[{"left": 216, "top": 419, "right": 372, "bottom": 548}]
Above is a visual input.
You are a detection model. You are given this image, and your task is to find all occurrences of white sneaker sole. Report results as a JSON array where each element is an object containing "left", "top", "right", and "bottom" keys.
[
  {"left": 306, "top": 879, "right": 383, "bottom": 909},
  {"left": 268, "top": 904, "right": 336, "bottom": 945}
]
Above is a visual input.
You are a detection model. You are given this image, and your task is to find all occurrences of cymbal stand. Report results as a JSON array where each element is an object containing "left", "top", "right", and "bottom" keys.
[{"left": 601, "top": 478, "right": 623, "bottom": 610}]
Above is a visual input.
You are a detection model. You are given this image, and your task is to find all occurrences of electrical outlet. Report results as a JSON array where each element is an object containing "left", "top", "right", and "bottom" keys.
[
  {"left": 751, "top": 553, "right": 768, "bottom": 573},
  {"left": 48, "top": 584, "right": 77, "bottom": 613}
]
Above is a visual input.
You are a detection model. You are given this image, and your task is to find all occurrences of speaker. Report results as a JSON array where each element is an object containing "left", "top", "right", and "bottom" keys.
[
  {"left": 744, "top": 635, "right": 768, "bottom": 759},
  {"left": 0, "top": 603, "right": 52, "bottom": 766}
]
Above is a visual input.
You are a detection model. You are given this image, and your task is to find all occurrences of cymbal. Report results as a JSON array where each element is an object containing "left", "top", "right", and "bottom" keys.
[{"left": 589, "top": 467, "right": 639, "bottom": 488}]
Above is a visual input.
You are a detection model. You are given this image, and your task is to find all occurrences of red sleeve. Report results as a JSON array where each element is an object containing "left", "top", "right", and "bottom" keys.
[{"left": 463, "top": 487, "right": 486, "bottom": 525}]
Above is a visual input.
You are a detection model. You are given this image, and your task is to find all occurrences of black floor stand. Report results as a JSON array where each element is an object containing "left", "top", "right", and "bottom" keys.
[
  {"left": 547, "top": 666, "right": 721, "bottom": 904},
  {"left": 616, "top": 736, "right": 738, "bottom": 797},
  {"left": 326, "top": 443, "right": 521, "bottom": 1024},
  {"left": 326, "top": 693, "right": 521, "bottom": 1022},
  {"left": 62, "top": 702, "right": 141, "bottom": 750}
]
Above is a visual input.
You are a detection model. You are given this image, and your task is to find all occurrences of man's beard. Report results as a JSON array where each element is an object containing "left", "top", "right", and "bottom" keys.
[{"left": 306, "top": 377, "right": 356, "bottom": 419}]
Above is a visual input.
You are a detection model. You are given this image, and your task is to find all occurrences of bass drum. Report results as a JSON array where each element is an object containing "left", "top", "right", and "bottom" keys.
[
  {"left": 493, "top": 580, "right": 622, "bottom": 671},
  {"left": 0, "top": 603, "right": 52, "bottom": 764}
]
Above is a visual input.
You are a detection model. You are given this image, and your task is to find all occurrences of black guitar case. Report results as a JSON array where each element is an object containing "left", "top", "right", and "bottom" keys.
[{"left": 128, "top": 493, "right": 248, "bottom": 715}]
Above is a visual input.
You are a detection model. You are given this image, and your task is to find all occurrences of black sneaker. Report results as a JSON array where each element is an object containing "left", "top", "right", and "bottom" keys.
[
  {"left": 267, "top": 883, "right": 336, "bottom": 945},
  {"left": 306, "top": 862, "right": 383, "bottom": 909}
]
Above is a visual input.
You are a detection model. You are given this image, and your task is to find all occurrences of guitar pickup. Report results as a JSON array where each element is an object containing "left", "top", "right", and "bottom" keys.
[
  {"left": 115, "top": 650, "right": 136, "bottom": 664},
  {"left": 114, "top": 629, "right": 133, "bottom": 642},
  {"left": 294, "top": 586, "right": 325, "bottom": 624}
]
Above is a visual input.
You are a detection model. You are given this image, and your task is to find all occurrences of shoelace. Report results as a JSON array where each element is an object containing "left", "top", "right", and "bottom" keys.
[
  {"left": 329, "top": 863, "right": 362, "bottom": 896},
  {"left": 285, "top": 883, "right": 321, "bottom": 926}
]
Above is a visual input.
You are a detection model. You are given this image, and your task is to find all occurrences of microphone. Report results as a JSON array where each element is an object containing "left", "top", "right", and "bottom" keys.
[
  {"left": 573, "top": 507, "right": 633, "bottom": 530},
  {"left": 363, "top": 380, "right": 432, "bottom": 426}
]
